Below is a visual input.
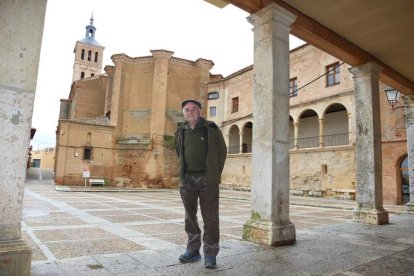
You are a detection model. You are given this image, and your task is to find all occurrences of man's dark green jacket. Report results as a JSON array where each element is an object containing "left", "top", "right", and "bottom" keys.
[{"left": 174, "top": 117, "right": 227, "bottom": 186}]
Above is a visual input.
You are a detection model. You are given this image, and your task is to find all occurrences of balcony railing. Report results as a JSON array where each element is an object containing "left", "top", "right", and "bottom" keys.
[
  {"left": 323, "top": 133, "right": 349, "bottom": 147},
  {"left": 290, "top": 132, "right": 350, "bottom": 149},
  {"left": 228, "top": 143, "right": 252, "bottom": 154},
  {"left": 229, "top": 133, "right": 349, "bottom": 153}
]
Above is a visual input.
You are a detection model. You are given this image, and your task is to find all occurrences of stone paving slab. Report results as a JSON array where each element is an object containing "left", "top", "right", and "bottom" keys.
[{"left": 24, "top": 182, "right": 414, "bottom": 275}]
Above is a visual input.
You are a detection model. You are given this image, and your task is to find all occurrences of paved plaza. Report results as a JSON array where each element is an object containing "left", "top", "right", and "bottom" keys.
[{"left": 23, "top": 180, "right": 414, "bottom": 275}]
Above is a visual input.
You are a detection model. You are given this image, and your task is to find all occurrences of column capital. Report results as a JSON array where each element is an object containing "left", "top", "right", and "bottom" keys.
[
  {"left": 348, "top": 62, "right": 383, "bottom": 78},
  {"left": 247, "top": 3, "right": 296, "bottom": 28}
]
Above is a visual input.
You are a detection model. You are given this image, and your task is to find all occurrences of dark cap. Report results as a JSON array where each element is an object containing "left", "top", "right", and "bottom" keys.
[{"left": 181, "top": 99, "right": 202, "bottom": 109}]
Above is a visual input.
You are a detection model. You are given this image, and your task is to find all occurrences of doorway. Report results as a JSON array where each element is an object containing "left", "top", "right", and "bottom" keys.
[{"left": 400, "top": 156, "right": 409, "bottom": 204}]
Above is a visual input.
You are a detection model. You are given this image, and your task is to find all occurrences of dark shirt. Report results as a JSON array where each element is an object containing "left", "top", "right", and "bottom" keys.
[{"left": 183, "top": 125, "right": 207, "bottom": 176}]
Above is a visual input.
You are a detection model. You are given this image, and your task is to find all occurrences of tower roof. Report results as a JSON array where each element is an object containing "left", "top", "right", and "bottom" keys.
[{"left": 77, "top": 15, "right": 102, "bottom": 47}]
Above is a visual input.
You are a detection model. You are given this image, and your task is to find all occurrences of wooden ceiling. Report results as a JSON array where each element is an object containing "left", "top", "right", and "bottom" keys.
[{"left": 205, "top": 0, "right": 414, "bottom": 95}]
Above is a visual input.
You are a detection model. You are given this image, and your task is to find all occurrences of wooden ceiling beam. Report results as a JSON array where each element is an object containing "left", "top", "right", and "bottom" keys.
[{"left": 225, "top": 0, "right": 414, "bottom": 94}]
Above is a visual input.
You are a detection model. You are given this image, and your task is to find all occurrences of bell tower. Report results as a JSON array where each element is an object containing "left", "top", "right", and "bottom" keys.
[{"left": 72, "top": 15, "right": 105, "bottom": 82}]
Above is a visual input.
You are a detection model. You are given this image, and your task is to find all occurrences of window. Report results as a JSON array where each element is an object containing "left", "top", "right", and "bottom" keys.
[
  {"left": 81, "top": 49, "right": 85, "bottom": 60},
  {"left": 80, "top": 72, "right": 85, "bottom": 79},
  {"left": 83, "top": 147, "right": 92, "bottom": 160},
  {"left": 208, "top": 91, "right": 219, "bottom": 100},
  {"left": 91, "top": 73, "right": 94, "bottom": 77},
  {"left": 88, "top": 50, "right": 92, "bottom": 61},
  {"left": 326, "top": 62, "right": 340, "bottom": 86},
  {"left": 289, "top": 77, "right": 298, "bottom": 97},
  {"left": 209, "top": 106, "right": 217, "bottom": 117},
  {"left": 94, "top": 52, "right": 98, "bottom": 63},
  {"left": 231, "top": 97, "right": 239, "bottom": 113}
]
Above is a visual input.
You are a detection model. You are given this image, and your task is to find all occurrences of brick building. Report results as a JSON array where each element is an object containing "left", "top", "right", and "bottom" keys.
[{"left": 55, "top": 18, "right": 213, "bottom": 188}]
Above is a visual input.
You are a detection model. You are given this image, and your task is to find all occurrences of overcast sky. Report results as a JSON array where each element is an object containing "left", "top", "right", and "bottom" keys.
[{"left": 31, "top": 0, "right": 305, "bottom": 149}]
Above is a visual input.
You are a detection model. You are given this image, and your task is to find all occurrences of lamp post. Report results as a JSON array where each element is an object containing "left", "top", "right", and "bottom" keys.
[{"left": 384, "top": 88, "right": 403, "bottom": 110}]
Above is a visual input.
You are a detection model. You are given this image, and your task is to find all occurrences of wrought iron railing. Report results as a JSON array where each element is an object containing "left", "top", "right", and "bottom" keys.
[
  {"left": 290, "top": 132, "right": 350, "bottom": 149},
  {"left": 229, "top": 133, "right": 349, "bottom": 153},
  {"left": 228, "top": 143, "right": 252, "bottom": 154}
]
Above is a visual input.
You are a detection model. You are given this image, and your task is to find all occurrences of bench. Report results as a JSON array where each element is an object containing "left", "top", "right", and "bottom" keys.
[{"left": 89, "top": 178, "right": 105, "bottom": 186}]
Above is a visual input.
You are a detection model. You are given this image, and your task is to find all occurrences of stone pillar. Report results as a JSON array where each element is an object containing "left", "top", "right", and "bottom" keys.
[
  {"left": 402, "top": 95, "right": 414, "bottom": 212},
  {"left": 349, "top": 62, "right": 389, "bottom": 225},
  {"left": 0, "top": 0, "right": 47, "bottom": 275},
  {"left": 109, "top": 57, "right": 125, "bottom": 134},
  {"left": 150, "top": 50, "right": 173, "bottom": 137},
  {"left": 318, "top": 118, "right": 325, "bottom": 148},
  {"left": 195, "top": 58, "right": 214, "bottom": 118},
  {"left": 243, "top": 3, "right": 296, "bottom": 246},
  {"left": 293, "top": 122, "right": 299, "bottom": 149},
  {"left": 239, "top": 131, "right": 243, "bottom": 153},
  {"left": 347, "top": 112, "right": 355, "bottom": 145}
]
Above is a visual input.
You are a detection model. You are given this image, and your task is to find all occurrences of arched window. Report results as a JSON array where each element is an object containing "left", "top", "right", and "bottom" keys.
[
  {"left": 208, "top": 91, "right": 219, "bottom": 100},
  {"left": 94, "top": 52, "right": 98, "bottom": 63},
  {"left": 323, "top": 103, "right": 349, "bottom": 146},
  {"left": 298, "top": 109, "right": 319, "bottom": 149},
  {"left": 80, "top": 72, "right": 85, "bottom": 79},
  {"left": 242, "top": 122, "right": 252, "bottom": 153},
  {"left": 88, "top": 50, "right": 91, "bottom": 61},
  {"left": 228, "top": 125, "right": 240, "bottom": 154},
  {"left": 81, "top": 49, "right": 85, "bottom": 60}
]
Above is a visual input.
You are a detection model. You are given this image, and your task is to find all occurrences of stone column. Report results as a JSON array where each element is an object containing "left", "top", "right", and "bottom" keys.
[
  {"left": 239, "top": 131, "right": 243, "bottom": 153},
  {"left": 0, "top": 1, "right": 47, "bottom": 275},
  {"left": 347, "top": 112, "right": 355, "bottom": 145},
  {"left": 349, "top": 62, "right": 389, "bottom": 225},
  {"left": 319, "top": 118, "right": 325, "bottom": 148},
  {"left": 293, "top": 122, "right": 299, "bottom": 149},
  {"left": 402, "top": 95, "right": 414, "bottom": 212},
  {"left": 243, "top": 3, "right": 296, "bottom": 246}
]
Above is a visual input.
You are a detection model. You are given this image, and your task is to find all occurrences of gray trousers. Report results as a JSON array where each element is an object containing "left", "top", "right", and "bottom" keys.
[{"left": 179, "top": 174, "right": 220, "bottom": 256}]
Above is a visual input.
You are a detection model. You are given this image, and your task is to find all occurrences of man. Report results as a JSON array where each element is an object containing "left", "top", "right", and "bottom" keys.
[{"left": 174, "top": 99, "right": 227, "bottom": 269}]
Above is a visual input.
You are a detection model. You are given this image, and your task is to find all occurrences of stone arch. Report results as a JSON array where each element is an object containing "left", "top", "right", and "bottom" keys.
[
  {"left": 397, "top": 154, "right": 409, "bottom": 205},
  {"left": 322, "top": 103, "right": 349, "bottom": 146},
  {"left": 298, "top": 109, "right": 319, "bottom": 148},
  {"left": 228, "top": 124, "right": 240, "bottom": 154},
  {"left": 289, "top": 115, "right": 294, "bottom": 149},
  {"left": 242, "top": 121, "right": 253, "bottom": 153}
]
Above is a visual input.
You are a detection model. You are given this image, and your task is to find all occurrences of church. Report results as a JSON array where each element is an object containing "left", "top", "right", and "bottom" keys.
[{"left": 55, "top": 17, "right": 409, "bottom": 205}]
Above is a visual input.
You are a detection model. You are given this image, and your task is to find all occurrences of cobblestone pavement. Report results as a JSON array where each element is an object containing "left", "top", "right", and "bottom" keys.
[{"left": 24, "top": 181, "right": 414, "bottom": 275}]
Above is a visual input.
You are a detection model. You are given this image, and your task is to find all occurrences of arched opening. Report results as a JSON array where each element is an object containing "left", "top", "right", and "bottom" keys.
[
  {"left": 289, "top": 116, "right": 294, "bottom": 149},
  {"left": 228, "top": 125, "right": 240, "bottom": 154},
  {"left": 401, "top": 156, "right": 409, "bottom": 204},
  {"left": 242, "top": 122, "right": 252, "bottom": 153},
  {"left": 298, "top": 109, "right": 319, "bottom": 149},
  {"left": 323, "top": 103, "right": 349, "bottom": 146}
]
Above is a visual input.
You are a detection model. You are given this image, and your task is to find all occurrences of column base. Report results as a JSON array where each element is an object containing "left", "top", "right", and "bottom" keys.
[
  {"left": 352, "top": 207, "right": 389, "bottom": 225},
  {"left": 406, "top": 199, "right": 414, "bottom": 213},
  {"left": 0, "top": 239, "right": 32, "bottom": 276},
  {"left": 243, "top": 216, "right": 296, "bottom": 246}
]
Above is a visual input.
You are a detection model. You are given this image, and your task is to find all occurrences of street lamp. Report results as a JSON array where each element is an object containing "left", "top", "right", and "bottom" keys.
[{"left": 384, "top": 88, "right": 403, "bottom": 110}]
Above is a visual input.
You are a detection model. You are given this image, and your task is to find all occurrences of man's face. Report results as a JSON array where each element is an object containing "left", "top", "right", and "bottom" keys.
[{"left": 183, "top": 102, "right": 201, "bottom": 123}]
